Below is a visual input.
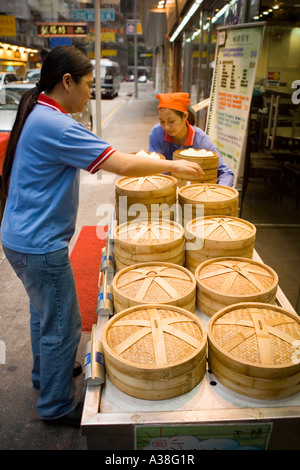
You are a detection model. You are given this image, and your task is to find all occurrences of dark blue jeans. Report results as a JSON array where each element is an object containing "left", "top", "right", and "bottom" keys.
[{"left": 3, "top": 245, "right": 81, "bottom": 420}]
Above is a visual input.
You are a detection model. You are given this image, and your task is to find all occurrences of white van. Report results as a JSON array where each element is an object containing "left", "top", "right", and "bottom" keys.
[{"left": 91, "top": 58, "right": 121, "bottom": 99}]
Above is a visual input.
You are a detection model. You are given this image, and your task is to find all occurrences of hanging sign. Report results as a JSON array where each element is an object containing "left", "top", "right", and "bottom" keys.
[
  {"left": 206, "top": 24, "right": 265, "bottom": 185},
  {"left": 70, "top": 9, "right": 115, "bottom": 22},
  {"left": 37, "top": 22, "right": 88, "bottom": 37},
  {"left": 0, "top": 15, "right": 16, "bottom": 36}
]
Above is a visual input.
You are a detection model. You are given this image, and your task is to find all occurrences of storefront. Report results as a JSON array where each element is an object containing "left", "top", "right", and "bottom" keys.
[
  {"left": 0, "top": 42, "right": 40, "bottom": 78},
  {"left": 160, "top": 0, "right": 300, "bottom": 128}
]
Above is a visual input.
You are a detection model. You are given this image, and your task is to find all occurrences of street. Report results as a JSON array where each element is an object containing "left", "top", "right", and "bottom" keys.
[{"left": 90, "top": 80, "right": 153, "bottom": 135}]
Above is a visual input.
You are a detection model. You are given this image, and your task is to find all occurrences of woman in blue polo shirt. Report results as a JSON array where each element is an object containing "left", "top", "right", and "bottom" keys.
[
  {"left": 0, "top": 47, "right": 203, "bottom": 427},
  {"left": 149, "top": 92, "right": 234, "bottom": 187}
]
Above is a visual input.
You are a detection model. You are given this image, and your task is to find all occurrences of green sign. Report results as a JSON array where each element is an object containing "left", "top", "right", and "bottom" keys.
[{"left": 135, "top": 422, "right": 272, "bottom": 450}]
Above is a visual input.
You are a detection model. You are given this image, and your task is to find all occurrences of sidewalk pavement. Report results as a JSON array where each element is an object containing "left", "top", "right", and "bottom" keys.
[{"left": 0, "top": 82, "right": 158, "bottom": 450}]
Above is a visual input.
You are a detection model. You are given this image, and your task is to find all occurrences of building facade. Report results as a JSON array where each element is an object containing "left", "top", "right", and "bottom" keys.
[{"left": 140, "top": 0, "right": 300, "bottom": 126}]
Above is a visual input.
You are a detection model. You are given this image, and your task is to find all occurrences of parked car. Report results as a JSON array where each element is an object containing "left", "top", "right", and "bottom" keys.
[
  {"left": 24, "top": 68, "right": 41, "bottom": 82},
  {"left": 124, "top": 74, "right": 134, "bottom": 82},
  {"left": 0, "top": 72, "right": 20, "bottom": 90},
  {"left": 0, "top": 81, "right": 93, "bottom": 132}
]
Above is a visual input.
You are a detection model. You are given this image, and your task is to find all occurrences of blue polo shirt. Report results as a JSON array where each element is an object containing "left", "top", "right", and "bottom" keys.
[
  {"left": 1, "top": 95, "right": 115, "bottom": 254},
  {"left": 149, "top": 121, "right": 234, "bottom": 187}
]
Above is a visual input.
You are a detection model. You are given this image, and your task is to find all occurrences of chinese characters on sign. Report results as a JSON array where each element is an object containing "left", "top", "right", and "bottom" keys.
[
  {"left": 135, "top": 423, "right": 272, "bottom": 450},
  {"left": 70, "top": 9, "right": 115, "bottom": 22},
  {"left": 206, "top": 26, "right": 264, "bottom": 184},
  {"left": 0, "top": 15, "right": 16, "bottom": 36},
  {"left": 37, "top": 23, "right": 87, "bottom": 37}
]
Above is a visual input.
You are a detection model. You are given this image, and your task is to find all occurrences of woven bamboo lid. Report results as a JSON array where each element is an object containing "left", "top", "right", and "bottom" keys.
[
  {"left": 178, "top": 184, "right": 239, "bottom": 203},
  {"left": 115, "top": 220, "right": 184, "bottom": 246},
  {"left": 113, "top": 262, "right": 196, "bottom": 304},
  {"left": 116, "top": 175, "right": 177, "bottom": 197},
  {"left": 208, "top": 302, "right": 300, "bottom": 376},
  {"left": 186, "top": 216, "right": 256, "bottom": 244},
  {"left": 195, "top": 258, "right": 278, "bottom": 298},
  {"left": 102, "top": 304, "right": 207, "bottom": 370},
  {"left": 173, "top": 148, "right": 219, "bottom": 165}
]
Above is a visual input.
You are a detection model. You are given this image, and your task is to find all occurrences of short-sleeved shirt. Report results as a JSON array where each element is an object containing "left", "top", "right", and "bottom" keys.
[
  {"left": 149, "top": 121, "right": 234, "bottom": 187},
  {"left": 1, "top": 94, "right": 115, "bottom": 254}
]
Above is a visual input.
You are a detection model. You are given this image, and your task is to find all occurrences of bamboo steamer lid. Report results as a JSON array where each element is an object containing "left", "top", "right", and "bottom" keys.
[
  {"left": 195, "top": 257, "right": 278, "bottom": 317},
  {"left": 185, "top": 216, "right": 256, "bottom": 273},
  {"left": 178, "top": 184, "right": 239, "bottom": 223},
  {"left": 113, "top": 262, "right": 196, "bottom": 313},
  {"left": 115, "top": 175, "right": 177, "bottom": 223},
  {"left": 172, "top": 148, "right": 219, "bottom": 187},
  {"left": 114, "top": 219, "right": 185, "bottom": 271},
  {"left": 102, "top": 304, "right": 207, "bottom": 400},
  {"left": 208, "top": 302, "right": 300, "bottom": 400}
]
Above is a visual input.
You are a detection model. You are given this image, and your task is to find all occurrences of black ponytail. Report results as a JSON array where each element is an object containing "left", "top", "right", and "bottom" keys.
[
  {"left": 0, "top": 45, "right": 93, "bottom": 221},
  {"left": 0, "top": 85, "right": 40, "bottom": 221}
]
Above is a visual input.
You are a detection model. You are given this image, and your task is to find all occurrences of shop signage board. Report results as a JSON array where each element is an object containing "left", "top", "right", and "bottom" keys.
[
  {"left": 135, "top": 422, "right": 272, "bottom": 450},
  {"left": 0, "top": 15, "right": 16, "bottom": 36},
  {"left": 37, "top": 23, "right": 88, "bottom": 37},
  {"left": 70, "top": 9, "right": 115, "bottom": 22},
  {"left": 206, "top": 23, "right": 265, "bottom": 186},
  {"left": 126, "top": 20, "right": 143, "bottom": 35}
]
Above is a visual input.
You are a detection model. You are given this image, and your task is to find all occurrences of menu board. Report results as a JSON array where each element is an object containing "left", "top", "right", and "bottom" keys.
[{"left": 206, "top": 24, "right": 265, "bottom": 186}]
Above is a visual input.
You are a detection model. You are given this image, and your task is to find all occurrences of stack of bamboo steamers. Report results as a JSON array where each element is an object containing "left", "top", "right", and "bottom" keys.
[{"left": 101, "top": 149, "right": 300, "bottom": 402}]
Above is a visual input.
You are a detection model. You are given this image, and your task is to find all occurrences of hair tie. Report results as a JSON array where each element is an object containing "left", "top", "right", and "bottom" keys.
[{"left": 36, "top": 81, "right": 44, "bottom": 92}]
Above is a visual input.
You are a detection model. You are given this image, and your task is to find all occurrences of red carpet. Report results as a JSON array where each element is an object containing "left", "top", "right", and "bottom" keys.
[{"left": 70, "top": 226, "right": 107, "bottom": 333}]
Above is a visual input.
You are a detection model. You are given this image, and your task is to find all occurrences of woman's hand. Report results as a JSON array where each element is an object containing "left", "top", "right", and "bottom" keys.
[
  {"left": 100, "top": 150, "right": 204, "bottom": 178},
  {"left": 170, "top": 159, "right": 204, "bottom": 178}
]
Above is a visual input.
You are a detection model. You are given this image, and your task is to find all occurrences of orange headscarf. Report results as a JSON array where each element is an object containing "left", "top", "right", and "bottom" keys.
[{"left": 156, "top": 92, "right": 190, "bottom": 113}]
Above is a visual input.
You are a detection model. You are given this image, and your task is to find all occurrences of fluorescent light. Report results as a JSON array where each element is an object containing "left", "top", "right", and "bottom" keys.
[
  {"left": 211, "top": 4, "right": 229, "bottom": 23},
  {"left": 170, "top": 0, "right": 204, "bottom": 42}
]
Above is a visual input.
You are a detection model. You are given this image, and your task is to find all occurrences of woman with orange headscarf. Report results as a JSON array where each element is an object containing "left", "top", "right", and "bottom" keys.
[{"left": 149, "top": 92, "right": 234, "bottom": 187}]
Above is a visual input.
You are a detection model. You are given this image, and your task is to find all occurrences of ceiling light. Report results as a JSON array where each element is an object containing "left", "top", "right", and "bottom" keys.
[{"left": 170, "top": 0, "right": 204, "bottom": 42}]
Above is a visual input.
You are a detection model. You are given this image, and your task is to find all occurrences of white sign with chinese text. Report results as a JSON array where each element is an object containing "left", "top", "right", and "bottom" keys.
[{"left": 206, "top": 25, "right": 265, "bottom": 185}]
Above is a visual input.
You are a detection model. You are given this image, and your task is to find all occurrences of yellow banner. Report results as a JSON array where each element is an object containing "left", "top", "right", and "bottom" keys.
[
  {"left": 102, "top": 49, "right": 117, "bottom": 56},
  {"left": 0, "top": 15, "right": 16, "bottom": 36},
  {"left": 101, "top": 32, "right": 115, "bottom": 42}
]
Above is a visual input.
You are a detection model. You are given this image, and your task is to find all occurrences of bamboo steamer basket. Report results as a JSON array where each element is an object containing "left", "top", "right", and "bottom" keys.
[
  {"left": 178, "top": 184, "right": 239, "bottom": 223},
  {"left": 195, "top": 257, "right": 278, "bottom": 317},
  {"left": 115, "top": 174, "right": 177, "bottom": 224},
  {"left": 185, "top": 216, "right": 256, "bottom": 273},
  {"left": 114, "top": 219, "right": 185, "bottom": 271},
  {"left": 102, "top": 304, "right": 207, "bottom": 400},
  {"left": 207, "top": 302, "right": 300, "bottom": 400},
  {"left": 172, "top": 148, "right": 219, "bottom": 187},
  {"left": 113, "top": 262, "right": 196, "bottom": 313}
]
